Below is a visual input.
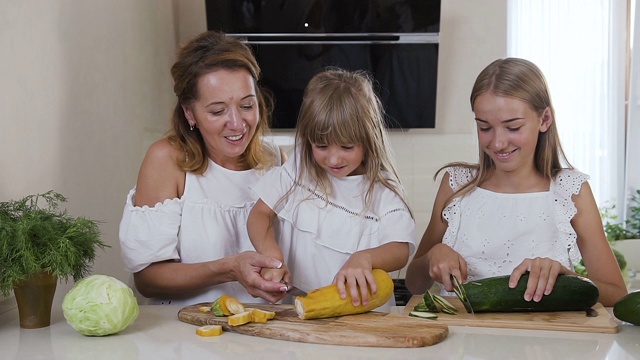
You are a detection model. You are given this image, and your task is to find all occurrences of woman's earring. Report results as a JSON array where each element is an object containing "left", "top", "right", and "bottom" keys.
[{"left": 190, "top": 124, "right": 194, "bottom": 131}]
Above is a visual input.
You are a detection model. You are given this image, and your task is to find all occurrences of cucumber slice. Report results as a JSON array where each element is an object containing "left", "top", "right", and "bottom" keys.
[
  {"left": 440, "top": 307, "right": 458, "bottom": 315},
  {"left": 409, "top": 311, "right": 438, "bottom": 319},
  {"left": 422, "top": 291, "right": 439, "bottom": 312},
  {"left": 413, "top": 298, "right": 429, "bottom": 312},
  {"left": 432, "top": 294, "right": 458, "bottom": 315}
]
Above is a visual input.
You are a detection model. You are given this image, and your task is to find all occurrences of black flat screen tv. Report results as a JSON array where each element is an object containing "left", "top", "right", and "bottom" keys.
[{"left": 205, "top": 0, "right": 440, "bottom": 129}]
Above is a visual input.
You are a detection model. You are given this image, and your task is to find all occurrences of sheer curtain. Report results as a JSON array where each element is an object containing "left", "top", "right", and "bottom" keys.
[{"left": 507, "top": 0, "right": 628, "bottom": 208}]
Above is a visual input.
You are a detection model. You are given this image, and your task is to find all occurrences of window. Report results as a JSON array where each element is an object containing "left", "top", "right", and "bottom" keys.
[{"left": 507, "top": 0, "right": 629, "bottom": 209}]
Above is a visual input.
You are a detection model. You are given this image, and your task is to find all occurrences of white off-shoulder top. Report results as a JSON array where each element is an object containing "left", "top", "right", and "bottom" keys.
[{"left": 119, "top": 144, "right": 281, "bottom": 306}]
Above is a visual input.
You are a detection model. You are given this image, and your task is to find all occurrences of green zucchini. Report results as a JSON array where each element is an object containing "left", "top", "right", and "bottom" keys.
[
  {"left": 459, "top": 274, "right": 599, "bottom": 313},
  {"left": 613, "top": 290, "right": 640, "bottom": 326}
]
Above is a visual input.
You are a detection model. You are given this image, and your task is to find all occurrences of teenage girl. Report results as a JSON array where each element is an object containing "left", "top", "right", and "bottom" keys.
[{"left": 405, "top": 58, "right": 627, "bottom": 306}]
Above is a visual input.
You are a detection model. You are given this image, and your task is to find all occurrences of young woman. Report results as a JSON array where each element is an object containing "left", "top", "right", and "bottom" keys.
[
  {"left": 405, "top": 58, "right": 627, "bottom": 306},
  {"left": 248, "top": 68, "right": 416, "bottom": 309}
]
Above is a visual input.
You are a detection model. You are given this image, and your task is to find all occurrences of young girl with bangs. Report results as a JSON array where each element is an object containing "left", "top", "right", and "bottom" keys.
[
  {"left": 405, "top": 58, "right": 627, "bottom": 306},
  {"left": 248, "top": 68, "right": 416, "bottom": 309}
]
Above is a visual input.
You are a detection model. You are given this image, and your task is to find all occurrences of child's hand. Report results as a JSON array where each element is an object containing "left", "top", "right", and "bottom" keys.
[
  {"left": 509, "top": 257, "right": 570, "bottom": 302},
  {"left": 260, "top": 265, "right": 291, "bottom": 290},
  {"left": 425, "top": 243, "right": 468, "bottom": 292},
  {"left": 333, "top": 254, "right": 375, "bottom": 306},
  {"left": 256, "top": 265, "right": 292, "bottom": 304}
]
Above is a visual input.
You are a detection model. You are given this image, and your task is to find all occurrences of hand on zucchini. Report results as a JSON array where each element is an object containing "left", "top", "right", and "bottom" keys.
[
  {"left": 332, "top": 255, "right": 378, "bottom": 306},
  {"left": 457, "top": 274, "right": 599, "bottom": 313},
  {"left": 295, "top": 269, "right": 394, "bottom": 320},
  {"left": 509, "top": 257, "right": 569, "bottom": 302}
]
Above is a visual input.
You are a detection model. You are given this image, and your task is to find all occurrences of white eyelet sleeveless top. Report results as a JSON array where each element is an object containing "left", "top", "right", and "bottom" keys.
[{"left": 441, "top": 166, "right": 587, "bottom": 285}]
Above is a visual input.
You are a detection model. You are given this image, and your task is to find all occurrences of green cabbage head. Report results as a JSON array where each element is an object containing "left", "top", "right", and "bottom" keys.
[{"left": 62, "top": 275, "right": 139, "bottom": 336}]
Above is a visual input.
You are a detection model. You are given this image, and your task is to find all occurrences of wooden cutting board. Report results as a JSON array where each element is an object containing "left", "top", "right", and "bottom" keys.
[
  {"left": 178, "top": 303, "right": 448, "bottom": 348},
  {"left": 403, "top": 295, "right": 619, "bottom": 334}
]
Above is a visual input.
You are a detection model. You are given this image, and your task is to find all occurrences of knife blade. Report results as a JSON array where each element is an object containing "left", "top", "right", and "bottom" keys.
[
  {"left": 287, "top": 286, "right": 308, "bottom": 297},
  {"left": 281, "top": 280, "right": 308, "bottom": 297},
  {"left": 451, "top": 274, "right": 474, "bottom": 314}
]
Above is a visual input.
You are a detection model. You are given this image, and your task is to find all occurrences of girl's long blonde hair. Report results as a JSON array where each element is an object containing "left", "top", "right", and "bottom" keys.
[
  {"left": 440, "top": 57, "right": 572, "bottom": 205},
  {"left": 166, "top": 31, "right": 275, "bottom": 174},
  {"left": 293, "top": 68, "right": 412, "bottom": 217}
]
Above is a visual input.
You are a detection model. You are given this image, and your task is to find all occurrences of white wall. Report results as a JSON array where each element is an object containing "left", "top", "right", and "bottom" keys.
[
  {"left": 0, "top": 0, "right": 180, "bottom": 304},
  {"left": 0, "top": 0, "right": 507, "bottom": 305},
  {"left": 626, "top": 0, "right": 640, "bottom": 214}
]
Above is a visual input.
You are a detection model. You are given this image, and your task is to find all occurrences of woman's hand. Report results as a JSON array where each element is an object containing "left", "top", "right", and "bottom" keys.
[
  {"left": 509, "top": 257, "right": 572, "bottom": 302},
  {"left": 425, "top": 243, "right": 468, "bottom": 292},
  {"left": 231, "top": 251, "right": 290, "bottom": 303},
  {"left": 333, "top": 253, "right": 376, "bottom": 307}
]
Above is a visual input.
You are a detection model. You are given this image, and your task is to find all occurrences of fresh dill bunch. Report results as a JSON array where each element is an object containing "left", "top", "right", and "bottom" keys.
[{"left": 0, "top": 190, "right": 109, "bottom": 296}]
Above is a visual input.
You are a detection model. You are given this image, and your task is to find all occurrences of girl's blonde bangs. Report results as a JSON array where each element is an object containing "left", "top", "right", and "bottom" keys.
[{"left": 303, "top": 93, "right": 368, "bottom": 146}]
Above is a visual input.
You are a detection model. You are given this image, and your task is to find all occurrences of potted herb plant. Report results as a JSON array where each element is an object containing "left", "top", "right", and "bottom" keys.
[
  {"left": 601, "top": 189, "right": 640, "bottom": 241},
  {"left": 576, "top": 189, "right": 640, "bottom": 289},
  {"left": 0, "top": 190, "right": 108, "bottom": 328},
  {"left": 607, "top": 189, "right": 640, "bottom": 286}
]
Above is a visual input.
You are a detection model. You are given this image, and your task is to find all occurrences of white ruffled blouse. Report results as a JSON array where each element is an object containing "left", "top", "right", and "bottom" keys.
[
  {"left": 119, "top": 146, "right": 281, "bottom": 306},
  {"left": 441, "top": 166, "right": 587, "bottom": 286},
  {"left": 250, "top": 152, "right": 417, "bottom": 305}
]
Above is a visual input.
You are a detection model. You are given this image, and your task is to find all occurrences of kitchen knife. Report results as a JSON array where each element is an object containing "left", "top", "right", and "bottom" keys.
[
  {"left": 287, "top": 286, "right": 308, "bottom": 297},
  {"left": 280, "top": 280, "right": 307, "bottom": 297}
]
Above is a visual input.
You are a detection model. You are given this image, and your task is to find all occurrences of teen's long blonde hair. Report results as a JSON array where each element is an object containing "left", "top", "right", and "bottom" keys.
[
  {"left": 439, "top": 57, "right": 573, "bottom": 205},
  {"left": 292, "top": 68, "right": 412, "bottom": 217}
]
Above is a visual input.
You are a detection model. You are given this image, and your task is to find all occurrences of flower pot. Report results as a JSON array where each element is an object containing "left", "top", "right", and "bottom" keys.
[{"left": 13, "top": 271, "right": 58, "bottom": 329}]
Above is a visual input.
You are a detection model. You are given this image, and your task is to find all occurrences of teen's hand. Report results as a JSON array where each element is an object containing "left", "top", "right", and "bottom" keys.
[
  {"left": 425, "top": 243, "right": 468, "bottom": 292},
  {"left": 509, "top": 257, "right": 571, "bottom": 302}
]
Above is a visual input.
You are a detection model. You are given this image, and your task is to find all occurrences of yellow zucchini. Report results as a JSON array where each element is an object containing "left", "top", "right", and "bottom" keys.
[
  {"left": 227, "top": 311, "right": 252, "bottom": 326},
  {"left": 196, "top": 325, "right": 223, "bottom": 336},
  {"left": 250, "top": 308, "right": 276, "bottom": 320},
  {"left": 294, "top": 269, "right": 394, "bottom": 320},
  {"left": 211, "top": 294, "right": 245, "bottom": 316}
]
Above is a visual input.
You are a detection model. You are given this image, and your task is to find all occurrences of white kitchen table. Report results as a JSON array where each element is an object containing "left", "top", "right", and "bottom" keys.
[{"left": 1, "top": 298, "right": 638, "bottom": 360}]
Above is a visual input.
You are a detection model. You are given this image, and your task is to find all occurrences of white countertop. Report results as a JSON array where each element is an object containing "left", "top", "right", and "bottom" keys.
[{"left": 1, "top": 299, "right": 639, "bottom": 360}]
